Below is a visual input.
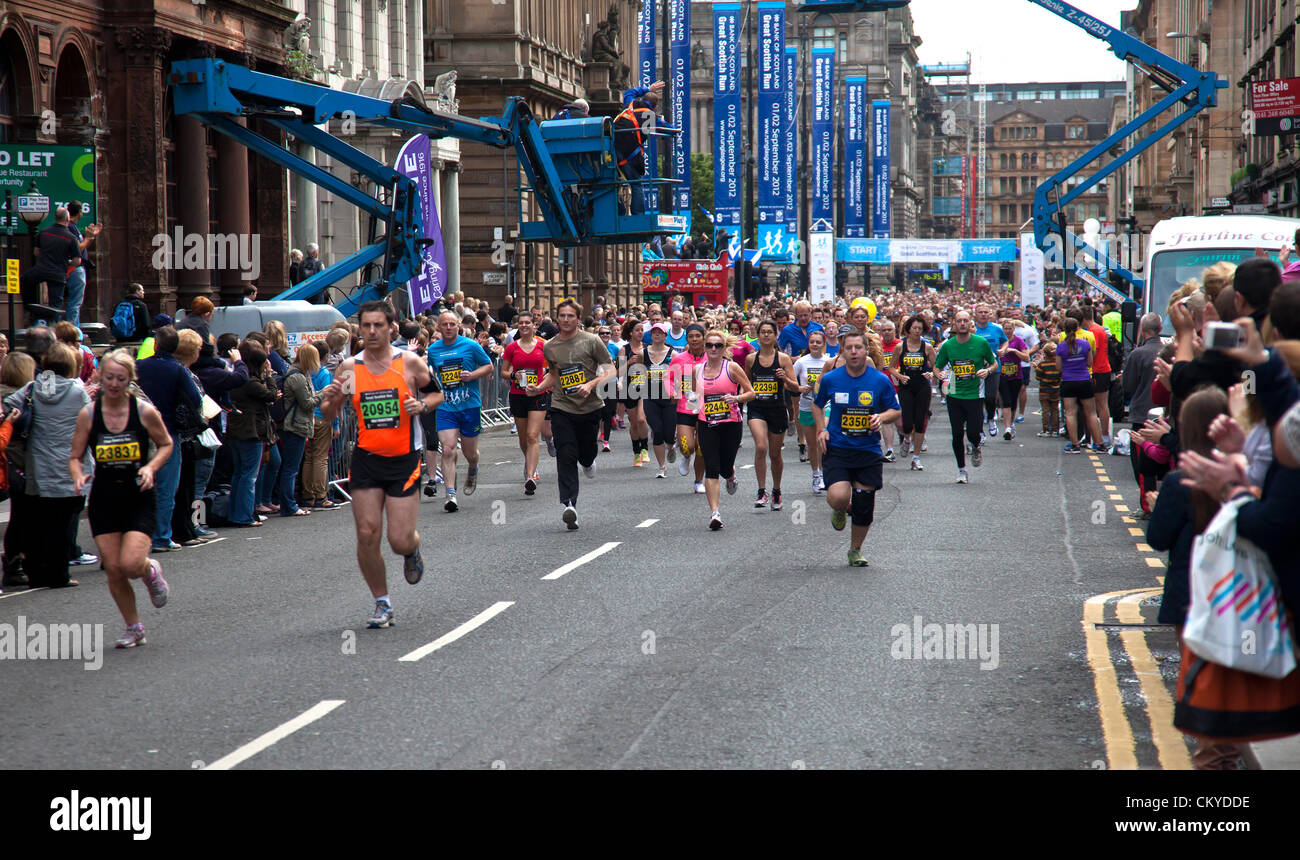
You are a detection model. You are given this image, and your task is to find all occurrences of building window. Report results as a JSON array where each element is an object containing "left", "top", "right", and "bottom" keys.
[
  {"left": 1076, "top": 89, "right": 1100, "bottom": 100},
  {"left": 1020, "top": 153, "right": 1029, "bottom": 169},
  {"left": 812, "top": 14, "right": 835, "bottom": 50},
  {"left": 1000, "top": 153, "right": 1008, "bottom": 169},
  {"left": 1067, "top": 124, "right": 1085, "bottom": 139}
]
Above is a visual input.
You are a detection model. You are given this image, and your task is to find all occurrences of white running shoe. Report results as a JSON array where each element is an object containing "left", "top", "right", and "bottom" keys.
[
  {"left": 956, "top": 470, "right": 969, "bottom": 484},
  {"left": 677, "top": 454, "right": 691, "bottom": 477},
  {"left": 562, "top": 505, "right": 578, "bottom": 530},
  {"left": 582, "top": 461, "right": 597, "bottom": 480},
  {"left": 709, "top": 511, "right": 723, "bottom": 531},
  {"left": 693, "top": 481, "right": 705, "bottom": 494},
  {"left": 656, "top": 466, "right": 667, "bottom": 479},
  {"left": 911, "top": 457, "right": 923, "bottom": 471}
]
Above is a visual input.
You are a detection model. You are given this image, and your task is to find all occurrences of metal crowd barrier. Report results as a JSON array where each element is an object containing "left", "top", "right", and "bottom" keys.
[
  {"left": 327, "top": 403, "right": 357, "bottom": 502},
  {"left": 480, "top": 356, "right": 512, "bottom": 429}
]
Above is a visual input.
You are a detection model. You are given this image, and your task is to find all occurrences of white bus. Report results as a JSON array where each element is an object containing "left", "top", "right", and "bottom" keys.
[{"left": 1143, "top": 214, "right": 1300, "bottom": 332}]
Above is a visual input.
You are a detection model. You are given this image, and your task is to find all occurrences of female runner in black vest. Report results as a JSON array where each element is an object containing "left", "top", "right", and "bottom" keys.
[{"left": 69, "top": 349, "right": 175, "bottom": 649}]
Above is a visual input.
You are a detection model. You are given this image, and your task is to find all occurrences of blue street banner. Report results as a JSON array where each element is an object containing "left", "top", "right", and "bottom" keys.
[
  {"left": 843, "top": 76, "right": 866, "bottom": 239},
  {"left": 871, "top": 98, "right": 891, "bottom": 239},
  {"left": 835, "top": 238, "right": 1019, "bottom": 265},
  {"left": 638, "top": 0, "right": 656, "bottom": 88},
  {"left": 639, "top": 0, "right": 658, "bottom": 214},
  {"left": 395, "top": 135, "right": 449, "bottom": 314},
  {"left": 810, "top": 48, "right": 835, "bottom": 228},
  {"left": 756, "top": 1, "right": 786, "bottom": 258},
  {"left": 712, "top": 3, "right": 741, "bottom": 248},
  {"left": 669, "top": 0, "right": 691, "bottom": 230},
  {"left": 780, "top": 47, "right": 798, "bottom": 261}
]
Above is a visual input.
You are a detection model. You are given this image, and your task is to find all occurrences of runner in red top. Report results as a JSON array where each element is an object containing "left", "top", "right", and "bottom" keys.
[{"left": 502, "top": 312, "right": 550, "bottom": 496}]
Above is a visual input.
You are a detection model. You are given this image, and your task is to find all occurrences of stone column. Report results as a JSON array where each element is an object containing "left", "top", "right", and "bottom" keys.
[
  {"left": 217, "top": 118, "right": 253, "bottom": 308},
  {"left": 441, "top": 163, "right": 461, "bottom": 299},
  {"left": 290, "top": 139, "right": 318, "bottom": 259},
  {"left": 114, "top": 26, "right": 171, "bottom": 310},
  {"left": 175, "top": 114, "right": 212, "bottom": 308}
]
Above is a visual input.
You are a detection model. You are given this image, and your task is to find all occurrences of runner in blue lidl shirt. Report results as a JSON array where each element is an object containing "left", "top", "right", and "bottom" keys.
[
  {"left": 813, "top": 329, "right": 901, "bottom": 568},
  {"left": 427, "top": 311, "right": 494, "bottom": 511}
]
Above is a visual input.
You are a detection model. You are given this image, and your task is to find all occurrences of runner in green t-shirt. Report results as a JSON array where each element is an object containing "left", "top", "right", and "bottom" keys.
[{"left": 933, "top": 311, "right": 998, "bottom": 483}]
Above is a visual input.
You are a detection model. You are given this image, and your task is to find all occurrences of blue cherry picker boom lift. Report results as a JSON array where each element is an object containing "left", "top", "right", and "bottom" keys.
[
  {"left": 168, "top": 58, "right": 685, "bottom": 317},
  {"left": 797, "top": 0, "right": 1228, "bottom": 307}
]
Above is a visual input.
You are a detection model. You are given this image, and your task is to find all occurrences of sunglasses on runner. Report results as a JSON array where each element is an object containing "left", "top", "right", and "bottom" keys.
[{"left": 705, "top": 342, "right": 726, "bottom": 349}]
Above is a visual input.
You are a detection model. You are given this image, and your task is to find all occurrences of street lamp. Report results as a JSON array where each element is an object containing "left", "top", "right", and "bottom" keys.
[{"left": 17, "top": 181, "right": 54, "bottom": 328}]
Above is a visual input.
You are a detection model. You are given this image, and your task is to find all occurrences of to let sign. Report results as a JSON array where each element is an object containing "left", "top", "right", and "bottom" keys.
[{"left": 1250, "top": 78, "right": 1300, "bottom": 135}]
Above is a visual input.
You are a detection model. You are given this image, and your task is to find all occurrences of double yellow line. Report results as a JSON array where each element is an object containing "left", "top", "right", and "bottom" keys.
[{"left": 1083, "top": 452, "right": 1191, "bottom": 770}]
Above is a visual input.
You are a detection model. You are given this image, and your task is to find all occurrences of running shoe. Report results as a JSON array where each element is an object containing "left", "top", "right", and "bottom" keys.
[
  {"left": 726, "top": 474, "right": 738, "bottom": 495},
  {"left": 921, "top": 442, "right": 928, "bottom": 452},
  {"left": 194, "top": 525, "right": 219, "bottom": 539},
  {"left": 988, "top": 419, "right": 998, "bottom": 436},
  {"left": 900, "top": 438, "right": 911, "bottom": 457},
  {"left": 403, "top": 547, "right": 424, "bottom": 585},
  {"left": 563, "top": 504, "right": 579, "bottom": 530},
  {"left": 524, "top": 476, "right": 537, "bottom": 496},
  {"left": 151, "top": 541, "right": 181, "bottom": 553},
  {"left": 883, "top": 449, "right": 895, "bottom": 463},
  {"left": 444, "top": 491, "right": 459, "bottom": 512},
  {"left": 677, "top": 453, "right": 691, "bottom": 477},
  {"left": 510, "top": 425, "right": 518, "bottom": 435},
  {"left": 770, "top": 489, "right": 783, "bottom": 511},
  {"left": 971, "top": 445, "right": 983, "bottom": 467},
  {"left": 114, "top": 624, "right": 147, "bottom": 649},
  {"left": 755, "top": 489, "right": 769, "bottom": 508},
  {"left": 847, "top": 548, "right": 869, "bottom": 567},
  {"left": 812, "top": 473, "right": 825, "bottom": 494},
  {"left": 144, "top": 559, "right": 169, "bottom": 608},
  {"left": 367, "top": 600, "right": 394, "bottom": 629},
  {"left": 830, "top": 508, "right": 847, "bottom": 531},
  {"left": 799, "top": 444, "right": 808, "bottom": 463},
  {"left": 693, "top": 481, "right": 705, "bottom": 494},
  {"left": 667, "top": 444, "right": 677, "bottom": 464},
  {"left": 1003, "top": 427, "right": 1013, "bottom": 441},
  {"left": 546, "top": 437, "right": 557, "bottom": 458},
  {"left": 633, "top": 451, "right": 643, "bottom": 467},
  {"left": 70, "top": 552, "right": 99, "bottom": 566},
  {"left": 1015, "top": 415, "right": 1025, "bottom": 423},
  {"left": 583, "top": 461, "right": 598, "bottom": 480},
  {"left": 602, "top": 439, "right": 611, "bottom": 453},
  {"left": 911, "top": 456, "right": 923, "bottom": 471},
  {"left": 956, "top": 470, "right": 969, "bottom": 484},
  {"left": 786, "top": 424, "right": 795, "bottom": 436},
  {"left": 1036, "top": 431, "right": 1053, "bottom": 438},
  {"left": 657, "top": 466, "right": 667, "bottom": 479},
  {"left": 709, "top": 511, "right": 723, "bottom": 531},
  {"left": 464, "top": 467, "right": 478, "bottom": 495},
  {"left": 424, "top": 482, "right": 438, "bottom": 497},
  {"left": 1063, "top": 444, "right": 1083, "bottom": 454}
]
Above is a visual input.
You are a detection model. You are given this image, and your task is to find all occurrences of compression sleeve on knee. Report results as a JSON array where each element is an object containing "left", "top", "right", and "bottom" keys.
[{"left": 851, "top": 488, "right": 876, "bottom": 527}]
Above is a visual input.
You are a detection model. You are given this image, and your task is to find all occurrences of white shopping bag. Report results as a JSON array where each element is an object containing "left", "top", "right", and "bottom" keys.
[{"left": 1183, "top": 497, "right": 1297, "bottom": 678}]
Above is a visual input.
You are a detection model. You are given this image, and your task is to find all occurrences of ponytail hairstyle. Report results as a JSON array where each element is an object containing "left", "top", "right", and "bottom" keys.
[{"left": 1063, "top": 317, "right": 1080, "bottom": 357}]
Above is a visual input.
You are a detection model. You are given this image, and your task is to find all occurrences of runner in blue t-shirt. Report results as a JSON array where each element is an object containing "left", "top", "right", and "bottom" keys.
[
  {"left": 973, "top": 303, "right": 1008, "bottom": 436},
  {"left": 427, "top": 311, "right": 494, "bottom": 511},
  {"left": 812, "top": 329, "right": 901, "bottom": 568}
]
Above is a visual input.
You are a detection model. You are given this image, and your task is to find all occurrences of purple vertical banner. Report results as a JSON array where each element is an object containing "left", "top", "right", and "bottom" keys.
[
  {"left": 395, "top": 134, "right": 448, "bottom": 314},
  {"left": 871, "top": 98, "right": 891, "bottom": 238},
  {"left": 756, "top": 1, "right": 785, "bottom": 257},
  {"left": 781, "top": 47, "right": 798, "bottom": 260},
  {"left": 669, "top": 0, "right": 691, "bottom": 231},
  {"left": 810, "top": 48, "right": 835, "bottom": 227},
  {"left": 843, "top": 76, "right": 866, "bottom": 239},
  {"left": 712, "top": 3, "right": 741, "bottom": 249}
]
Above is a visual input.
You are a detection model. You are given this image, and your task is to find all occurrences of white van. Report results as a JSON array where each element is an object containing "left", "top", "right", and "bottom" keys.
[{"left": 1143, "top": 214, "right": 1300, "bottom": 332}]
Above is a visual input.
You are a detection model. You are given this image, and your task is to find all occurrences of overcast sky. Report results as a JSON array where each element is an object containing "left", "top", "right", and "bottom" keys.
[{"left": 910, "top": 0, "right": 1131, "bottom": 84}]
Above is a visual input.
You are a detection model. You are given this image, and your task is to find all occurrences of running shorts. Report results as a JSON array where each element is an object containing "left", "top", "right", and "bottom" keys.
[
  {"left": 676, "top": 412, "right": 698, "bottom": 428},
  {"left": 1021, "top": 365, "right": 1031, "bottom": 383},
  {"left": 88, "top": 483, "right": 157, "bottom": 537},
  {"left": 798, "top": 409, "right": 816, "bottom": 428},
  {"left": 747, "top": 402, "right": 789, "bottom": 435},
  {"left": 350, "top": 448, "right": 422, "bottom": 497},
  {"left": 998, "top": 375, "right": 1023, "bottom": 406},
  {"left": 822, "top": 446, "right": 883, "bottom": 491},
  {"left": 1061, "top": 379, "right": 1094, "bottom": 403},
  {"left": 509, "top": 392, "right": 549, "bottom": 418},
  {"left": 418, "top": 408, "right": 439, "bottom": 441},
  {"left": 436, "top": 407, "right": 482, "bottom": 438},
  {"left": 1092, "top": 371, "right": 1111, "bottom": 396}
]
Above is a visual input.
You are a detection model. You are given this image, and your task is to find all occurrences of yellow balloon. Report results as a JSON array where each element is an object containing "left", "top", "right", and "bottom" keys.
[{"left": 850, "top": 297, "right": 877, "bottom": 324}]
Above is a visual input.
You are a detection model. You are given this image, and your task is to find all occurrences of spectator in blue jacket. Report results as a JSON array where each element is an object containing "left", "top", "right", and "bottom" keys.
[{"left": 136, "top": 325, "right": 202, "bottom": 552}]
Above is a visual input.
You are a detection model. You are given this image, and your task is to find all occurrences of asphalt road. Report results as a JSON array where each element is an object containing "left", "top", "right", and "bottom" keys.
[{"left": 0, "top": 397, "right": 1183, "bottom": 769}]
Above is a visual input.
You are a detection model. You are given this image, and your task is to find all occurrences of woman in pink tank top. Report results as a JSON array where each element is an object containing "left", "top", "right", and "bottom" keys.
[{"left": 695, "top": 329, "right": 755, "bottom": 531}]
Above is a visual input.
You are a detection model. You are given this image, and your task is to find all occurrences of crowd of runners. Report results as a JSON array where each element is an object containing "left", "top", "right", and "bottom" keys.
[{"left": 7, "top": 251, "right": 1300, "bottom": 669}]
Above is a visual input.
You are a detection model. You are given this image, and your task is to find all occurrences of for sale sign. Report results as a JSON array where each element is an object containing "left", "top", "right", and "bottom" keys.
[{"left": 1250, "top": 78, "right": 1300, "bottom": 135}]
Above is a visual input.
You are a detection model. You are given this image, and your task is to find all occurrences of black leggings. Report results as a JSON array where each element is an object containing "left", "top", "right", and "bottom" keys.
[
  {"left": 984, "top": 376, "right": 999, "bottom": 420},
  {"left": 696, "top": 420, "right": 743, "bottom": 480},
  {"left": 643, "top": 398, "right": 678, "bottom": 447},
  {"left": 947, "top": 397, "right": 984, "bottom": 469},
  {"left": 899, "top": 381, "right": 931, "bottom": 435},
  {"left": 600, "top": 398, "right": 618, "bottom": 439}
]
